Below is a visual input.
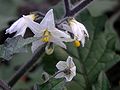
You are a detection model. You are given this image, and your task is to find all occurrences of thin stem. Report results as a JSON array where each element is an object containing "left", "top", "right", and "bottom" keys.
[
  {"left": 42, "top": 70, "right": 63, "bottom": 84},
  {"left": 66, "top": 0, "right": 94, "bottom": 17},
  {"left": 64, "top": 0, "right": 71, "bottom": 16},
  {"left": 7, "top": 44, "right": 46, "bottom": 87}
]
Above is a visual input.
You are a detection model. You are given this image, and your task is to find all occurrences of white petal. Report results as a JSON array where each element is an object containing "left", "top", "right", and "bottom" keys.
[
  {"left": 6, "top": 17, "right": 25, "bottom": 34},
  {"left": 31, "top": 40, "right": 45, "bottom": 53},
  {"left": 54, "top": 72, "right": 65, "bottom": 79},
  {"left": 65, "top": 73, "right": 74, "bottom": 82},
  {"left": 66, "top": 56, "right": 75, "bottom": 68},
  {"left": 61, "top": 23, "right": 72, "bottom": 33},
  {"left": 77, "top": 22, "right": 89, "bottom": 38},
  {"left": 51, "top": 28, "right": 70, "bottom": 39},
  {"left": 23, "top": 16, "right": 44, "bottom": 36},
  {"left": 40, "top": 9, "right": 55, "bottom": 29},
  {"left": 51, "top": 36, "right": 67, "bottom": 49},
  {"left": 70, "top": 66, "right": 76, "bottom": 77},
  {"left": 56, "top": 61, "right": 67, "bottom": 70},
  {"left": 14, "top": 25, "right": 27, "bottom": 37},
  {"left": 81, "top": 36, "right": 85, "bottom": 47}
]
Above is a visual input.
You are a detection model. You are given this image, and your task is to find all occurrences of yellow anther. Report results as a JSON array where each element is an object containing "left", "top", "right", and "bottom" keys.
[
  {"left": 27, "top": 14, "right": 36, "bottom": 20},
  {"left": 73, "top": 40, "right": 80, "bottom": 47},
  {"left": 41, "top": 30, "right": 51, "bottom": 42}
]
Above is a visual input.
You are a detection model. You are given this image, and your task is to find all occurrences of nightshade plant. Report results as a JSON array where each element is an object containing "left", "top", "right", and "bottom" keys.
[{"left": 0, "top": 0, "right": 120, "bottom": 90}]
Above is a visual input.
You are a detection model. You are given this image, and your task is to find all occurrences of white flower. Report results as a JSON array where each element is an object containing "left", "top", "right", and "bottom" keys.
[
  {"left": 68, "top": 18, "right": 89, "bottom": 47},
  {"left": 6, "top": 14, "right": 36, "bottom": 37},
  {"left": 55, "top": 56, "right": 76, "bottom": 82},
  {"left": 23, "top": 9, "right": 71, "bottom": 53}
]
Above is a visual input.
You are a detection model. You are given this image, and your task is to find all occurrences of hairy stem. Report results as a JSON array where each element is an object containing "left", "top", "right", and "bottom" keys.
[{"left": 7, "top": 45, "right": 45, "bottom": 87}]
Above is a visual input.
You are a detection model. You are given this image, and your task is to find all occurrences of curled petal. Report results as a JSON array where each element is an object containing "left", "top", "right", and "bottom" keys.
[
  {"left": 56, "top": 61, "right": 67, "bottom": 70},
  {"left": 6, "top": 18, "right": 26, "bottom": 35}
]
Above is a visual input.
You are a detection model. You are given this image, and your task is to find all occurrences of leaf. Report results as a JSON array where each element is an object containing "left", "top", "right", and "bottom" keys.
[
  {"left": 87, "top": 0, "right": 118, "bottom": 17},
  {"left": 53, "top": 1, "right": 65, "bottom": 19},
  {"left": 52, "top": 10, "right": 120, "bottom": 89},
  {"left": 0, "top": 36, "right": 39, "bottom": 60},
  {"left": 35, "top": 79, "right": 66, "bottom": 90},
  {"left": 93, "top": 71, "right": 110, "bottom": 90}
]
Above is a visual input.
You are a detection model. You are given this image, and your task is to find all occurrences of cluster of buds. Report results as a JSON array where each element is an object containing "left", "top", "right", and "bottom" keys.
[{"left": 5, "top": 9, "right": 89, "bottom": 82}]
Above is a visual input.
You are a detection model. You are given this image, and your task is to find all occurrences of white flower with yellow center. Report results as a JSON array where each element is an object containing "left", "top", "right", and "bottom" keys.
[
  {"left": 55, "top": 56, "right": 76, "bottom": 82},
  {"left": 68, "top": 18, "right": 89, "bottom": 47},
  {"left": 6, "top": 14, "right": 36, "bottom": 37},
  {"left": 23, "top": 9, "right": 71, "bottom": 53}
]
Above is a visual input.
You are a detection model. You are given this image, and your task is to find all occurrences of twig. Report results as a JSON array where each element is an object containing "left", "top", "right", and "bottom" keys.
[
  {"left": 64, "top": 0, "right": 71, "bottom": 16},
  {"left": 7, "top": 44, "right": 46, "bottom": 87},
  {"left": 65, "top": 0, "right": 94, "bottom": 17}
]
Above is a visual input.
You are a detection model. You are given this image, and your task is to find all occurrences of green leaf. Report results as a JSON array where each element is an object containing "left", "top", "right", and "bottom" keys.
[
  {"left": 53, "top": 10, "right": 120, "bottom": 89},
  {"left": 0, "top": 36, "right": 39, "bottom": 60},
  {"left": 93, "top": 71, "right": 110, "bottom": 90},
  {"left": 87, "top": 0, "right": 118, "bottom": 17},
  {"left": 36, "top": 79, "right": 66, "bottom": 90},
  {"left": 53, "top": 1, "right": 64, "bottom": 20}
]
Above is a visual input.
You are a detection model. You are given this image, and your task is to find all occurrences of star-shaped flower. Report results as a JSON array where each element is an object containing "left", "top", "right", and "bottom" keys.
[
  {"left": 24, "top": 9, "right": 71, "bottom": 53},
  {"left": 6, "top": 14, "right": 36, "bottom": 37},
  {"left": 55, "top": 56, "right": 76, "bottom": 82}
]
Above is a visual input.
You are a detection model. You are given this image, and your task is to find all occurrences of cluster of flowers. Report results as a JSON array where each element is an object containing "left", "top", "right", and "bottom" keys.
[{"left": 5, "top": 9, "right": 89, "bottom": 82}]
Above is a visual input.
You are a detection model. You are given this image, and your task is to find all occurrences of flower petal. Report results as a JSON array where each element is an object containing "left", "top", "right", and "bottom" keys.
[
  {"left": 51, "top": 36, "right": 67, "bottom": 49},
  {"left": 56, "top": 61, "right": 67, "bottom": 70},
  {"left": 23, "top": 16, "right": 44, "bottom": 36},
  {"left": 70, "top": 66, "right": 76, "bottom": 77},
  {"left": 6, "top": 17, "right": 25, "bottom": 34},
  {"left": 78, "top": 22, "right": 89, "bottom": 38},
  {"left": 40, "top": 9, "right": 55, "bottom": 29},
  {"left": 31, "top": 40, "right": 45, "bottom": 53},
  {"left": 54, "top": 72, "right": 65, "bottom": 79},
  {"left": 65, "top": 73, "right": 74, "bottom": 82},
  {"left": 14, "top": 25, "right": 27, "bottom": 37},
  {"left": 81, "top": 36, "right": 85, "bottom": 47},
  {"left": 52, "top": 28, "right": 70, "bottom": 38},
  {"left": 66, "top": 56, "right": 75, "bottom": 68}
]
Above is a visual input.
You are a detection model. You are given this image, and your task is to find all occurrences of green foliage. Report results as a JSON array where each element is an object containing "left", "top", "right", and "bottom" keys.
[
  {"left": 0, "top": 36, "right": 39, "bottom": 60},
  {"left": 87, "top": 0, "right": 118, "bottom": 17},
  {"left": 92, "top": 71, "right": 110, "bottom": 90},
  {"left": 41, "top": 10, "right": 120, "bottom": 90},
  {"left": 0, "top": 0, "right": 120, "bottom": 90},
  {"left": 37, "top": 79, "right": 65, "bottom": 90},
  {"left": 0, "top": 0, "right": 25, "bottom": 30}
]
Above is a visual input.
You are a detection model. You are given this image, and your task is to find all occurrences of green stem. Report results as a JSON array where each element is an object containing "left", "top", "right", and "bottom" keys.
[{"left": 7, "top": 44, "right": 46, "bottom": 87}]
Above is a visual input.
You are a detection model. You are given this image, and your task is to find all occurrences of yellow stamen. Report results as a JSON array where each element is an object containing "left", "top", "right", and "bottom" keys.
[
  {"left": 41, "top": 29, "right": 51, "bottom": 42},
  {"left": 27, "top": 14, "right": 36, "bottom": 20},
  {"left": 73, "top": 40, "right": 80, "bottom": 47}
]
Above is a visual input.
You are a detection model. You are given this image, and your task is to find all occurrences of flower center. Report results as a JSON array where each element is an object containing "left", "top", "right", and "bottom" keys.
[
  {"left": 64, "top": 69, "right": 71, "bottom": 75},
  {"left": 41, "top": 29, "right": 51, "bottom": 42},
  {"left": 73, "top": 40, "right": 80, "bottom": 47}
]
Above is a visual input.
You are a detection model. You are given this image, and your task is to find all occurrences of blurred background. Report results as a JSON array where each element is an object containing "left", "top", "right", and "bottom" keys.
[{"left": 0, "top": 0, "right": 120, "bottom": 90}]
